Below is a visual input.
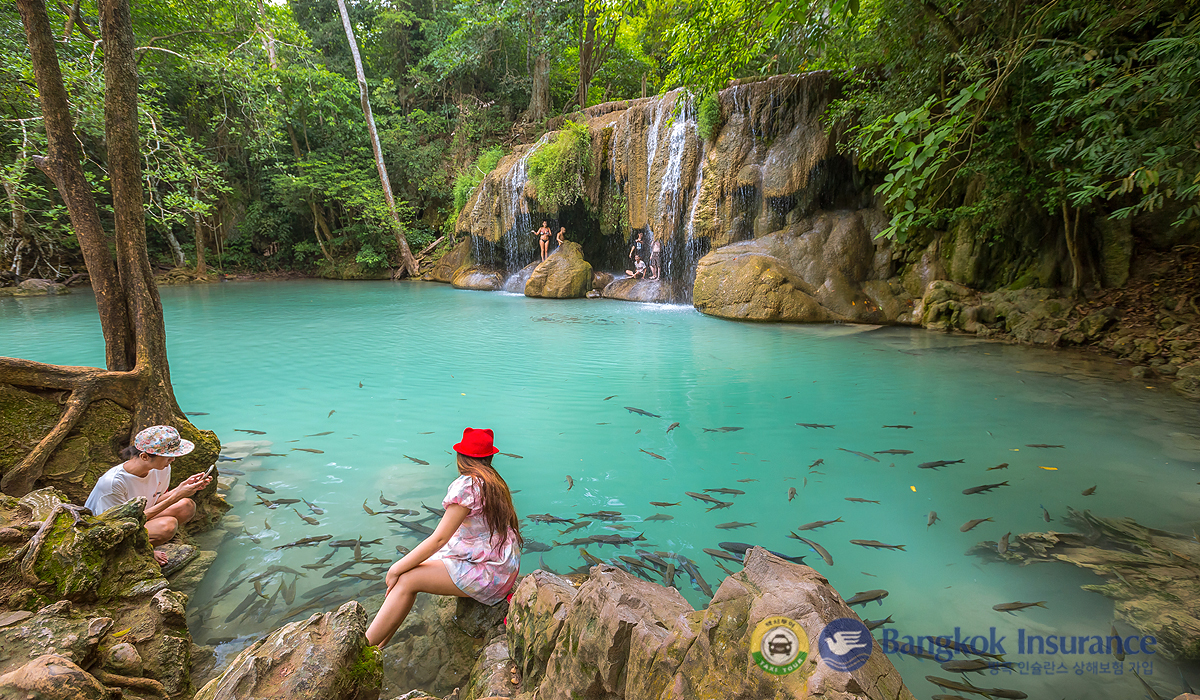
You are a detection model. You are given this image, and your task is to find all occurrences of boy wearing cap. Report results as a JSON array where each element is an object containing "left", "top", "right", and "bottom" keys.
[{"left": 84, "top": 425, "right": 212, "bottom": 564}]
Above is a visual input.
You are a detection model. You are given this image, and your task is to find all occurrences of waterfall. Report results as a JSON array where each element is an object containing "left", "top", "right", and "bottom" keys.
[
  {"left": 654, "top": 92, "right": 695, "bottom": 281},
  {"left": 499, "top": 133, "right": 550, "bottom": 274},
  {"left": 672, "top": 138, "right": 707, "bottom": 290}
]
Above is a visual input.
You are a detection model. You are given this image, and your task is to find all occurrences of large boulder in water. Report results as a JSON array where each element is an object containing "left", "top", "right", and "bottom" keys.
[
  {"left": 505, "top": 551, "right": 914, "bottom": 699},
  {"left": 601, "top": 277, "right": 673, "bottom": 303},
  {"left": 426, "top": 238, "right": 474, "bottom": 283},
  {"left": 524, "top": 241, "right": 592, "bottom": 298},
  {"left": 453, "top": 267, "right": 504, "bottom": 291},
  {"left": 693, "top": 211, "right": 911, "bottom": 324},
  {"left": 194, "top": 601, "right": 381, "bottom": 700}
]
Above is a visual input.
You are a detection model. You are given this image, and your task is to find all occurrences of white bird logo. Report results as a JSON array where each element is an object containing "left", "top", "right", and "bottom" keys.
[{"left": 824, "top": 630, "right": 868, "bottom": 656}]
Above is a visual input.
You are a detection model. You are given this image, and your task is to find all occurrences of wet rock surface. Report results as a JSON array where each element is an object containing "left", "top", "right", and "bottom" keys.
[
  {"left": 194, "top": 601, "right": 381, "bottom": 700},
  {"left": 452, "top": 267, "right": 505, "bottom": 292},
  {"left": 602, "top": 277, "right": 674, "bottom": 303},
  {"left": 504, "top": 550, "right": 915, "bottom": 700},
  {"left": 969, "top": 508, "right": 1200, "bottom": 661}
]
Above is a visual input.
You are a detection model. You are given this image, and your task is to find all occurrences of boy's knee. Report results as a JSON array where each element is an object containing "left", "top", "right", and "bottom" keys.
[
  {"left": 176, "top": 497, "right": 197, "bottom": 522},
  {"left": 146, "top": 515, "right": 179, "bottom": 542}
]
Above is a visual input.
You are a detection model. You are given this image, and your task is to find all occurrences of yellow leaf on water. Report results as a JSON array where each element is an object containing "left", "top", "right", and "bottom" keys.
[
  {"left": 1039, "top": 466, "right": 1058, "bottom": 471},
  {"left": 112, "top": 627, "right": 131, "bottom": 637},
  {"left": 910, "top": 486, "right": 916, "bottom": 492}
]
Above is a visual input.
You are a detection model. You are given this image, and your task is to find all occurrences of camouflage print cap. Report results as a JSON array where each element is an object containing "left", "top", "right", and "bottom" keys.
[{"left": 133, "top": 425, "right": 195, "bottom": 457}]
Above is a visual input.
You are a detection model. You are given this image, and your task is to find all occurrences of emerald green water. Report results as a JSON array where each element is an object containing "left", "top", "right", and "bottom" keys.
[{"left": 3, "top": 280, "right": 1198, "bottom": 698}]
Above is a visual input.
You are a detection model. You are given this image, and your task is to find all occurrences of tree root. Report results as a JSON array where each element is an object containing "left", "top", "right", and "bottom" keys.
[
  {"left": 18, "top": 502, "right": 89, "bottom": 586},
  {"left": 92, "top": 668, "right": 166, "bottom": 696},
  {"left": 0, "top": 356, "right": 140, "bottom": 496}
]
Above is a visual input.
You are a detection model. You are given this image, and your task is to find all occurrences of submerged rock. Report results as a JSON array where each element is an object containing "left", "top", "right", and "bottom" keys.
[
  {"left": 602, "top": 277, "right": 674, "bottom": 303},
  {"left": 194, "top": 601, "right": 381, "bottom": 700},
  {"left": 452, "top": 267, "right": 505, "bottom": 291},
  {"left": 969, "top": 508, "right": 1200, "bottom": 661},
  {"left": 524, "top": 241, "right": 593, "bottom": 299},
  {"left": 504, "top": 550, "right": 915, "bottom": 699}
]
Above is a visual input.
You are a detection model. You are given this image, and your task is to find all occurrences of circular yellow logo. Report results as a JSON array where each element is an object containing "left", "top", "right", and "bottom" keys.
[{"left": 750, "top": 616, "right": 809, "bottom": 675}]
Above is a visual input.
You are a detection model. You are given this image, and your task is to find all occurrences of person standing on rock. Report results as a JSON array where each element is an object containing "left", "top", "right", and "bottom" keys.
[
  {"left": 556, "top": 226, "right": 566, "bottom": 250},
  {"left": 628, "top": 230, "right": 646, "bottom": 268},
  {"left": 648, "top": 238, "right": 662, "bottom": 280},
  {"left": 534, "top": 221, "right": 552, "bottom": 262},
  {"left": 83, "top": 425, "right": 211, "bottom": 565},
  {"left": 366, "top": 427, "right": 522, "bottom": 647}
]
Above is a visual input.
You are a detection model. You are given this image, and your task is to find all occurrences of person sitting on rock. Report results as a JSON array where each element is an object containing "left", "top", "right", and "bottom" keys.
[
  {"left": 366, "top": 428, "right": 522, "bottom": 647},
  {"left": 84, "top": 425, "right": 211, "bottom": 565},
  {"left": 625, "top": 255, "right": 647, "bottom": 279}
]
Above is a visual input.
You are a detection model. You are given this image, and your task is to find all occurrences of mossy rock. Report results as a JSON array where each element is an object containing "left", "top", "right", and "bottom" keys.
[
  {"left": 316, "top": 260, "right": 393, "bottom": 280},
  {"left": 0, "top": 384, "right": 64, "bottom": 483}
]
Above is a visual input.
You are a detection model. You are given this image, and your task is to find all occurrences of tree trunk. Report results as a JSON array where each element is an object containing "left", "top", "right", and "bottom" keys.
[
  {"left": 577, "top": 14, "right": 596, "bottom": 110},
  {"left": 17, "top": 0, "right": 132, "bottom": 372},
  {"left": 194, "top": 213, "right": 206, "bottom": 274},
  {"left": 335, "top": 0, "right": 418, "bottom": 277},
  {"left": 527, "top": 53, "right": 550, "bottom": 122}
]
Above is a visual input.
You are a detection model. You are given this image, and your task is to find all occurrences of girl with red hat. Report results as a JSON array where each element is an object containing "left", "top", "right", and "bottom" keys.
[{"left": 366, "top": 427, "right": 523, "bottom": 647}]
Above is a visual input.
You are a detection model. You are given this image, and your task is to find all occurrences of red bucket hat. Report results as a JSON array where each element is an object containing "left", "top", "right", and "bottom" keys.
[{"left": 454, "top": 427, "right": 499, "bottom": 458}]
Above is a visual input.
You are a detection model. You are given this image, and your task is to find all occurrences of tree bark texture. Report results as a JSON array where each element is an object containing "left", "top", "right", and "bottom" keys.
[
  {"left": 336, "top": 0, "right": 419, "bottom": 277},
  {"left": 17, "top": 0, "right": 132, "bottom": 372}
]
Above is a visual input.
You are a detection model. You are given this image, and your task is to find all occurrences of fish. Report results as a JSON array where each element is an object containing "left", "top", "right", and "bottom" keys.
[
  {"left": 716, "top": 522, "right": 756, "bottom": 529},
  {"left": 1026, "top": 444, "right": 1064, "bottom": 448},
  {"left": 590, "top": 532, "right": 646, "bottom": 546},
  {"left": 423, "top": 503, "right": 445, "bottom": 516},
  {"left": 248, "top": 483, "right": 275, "bottom": 494},
  {"left": 578, "top": 510, "right": 622, "bottom": 520},
  {"left": 225, "top": 590, "right": 263, "bottom": 622},
  {"left": 184, "top": 411, "right": 208, "bottom": 416},
  {"left": 603, "top": 395, "right": 616, "bottom": 401},
  {"left": 256, "top": 495, "right": 276, "bottom": 508},
  {"left": 850, "top": 539, "right": 906, "bottom": 550},
  {"left": 864, "top": 615, "right": 894, "bottom": 631},
  {"left": 993, "top": 601, "right": 1047, "bottom": 613},
  {"left": 559, "top": 521, "right": 592, "bottom": 535},
  {"left": 1081, "top": 485, "right": 1097, "bottom": 496},
  {"left": 624, "top": 406, "right": 661, "bottom": 417},
  {"left": 263, "top": 518, "right": 270, "bottom": 530},
  {"left": 396, "top": 521, "right": 435, "bottom": 535},
  {"left": 796, "top": 518, "right": 843, "bottom": 531},
  {"left": 1041, "top": 504, "right": 1052, "bottom": 522},
  {"left": 640, "top": 449, "right": 666, "bottom": 460},
  {"left": 988, "top": 463, "right": 1010, "bottom": 471},
  {"left": 635, "top": 429, "right": 641, "bottom": 435},
  {"left": 301, "top": 563, "right": 330, "bottom": 570},
  {"left": 527, "top": 514, "right": 575, "bottom": 524},
  {"left": 706, "top": 502, "right": 734, "bottom": 512},
  {"left": 498, "top": 452, "right": 523, "bottom": 459},
  {"left": 962, "top": 481, "right": 1009, "bottom": 495},
  {"left": 340, "top": 572, "right": 383, "bottom": 581},
  {"left": 677, "top": 556, "right": 712, "bottom": 597},
  {"left": 329, "top": 538, "right": 381, "bottom": 548},
  {"left": 882, "top": 425, "right": 913, "bottom": 429},
  {"left": 524, "top": 540, "right": 552, "bottom": 552},
  {"left": 323, "top": 561, "right": 359, "bottom": 579},
  {"left": 273, "top": 535, "right": 332, "bottom": 549},
  {"left": 272, "top": 498, "right": 300, "bottom": 505},
  {"left": 795, "top": 536, "right": 833, "bottom": 566},
  {"left": 1131, "top": 669, "right": 1163, "bottom": 700},
  {"left": 283, "top": 578, "right": 296, "bottom": 605},
  {"left": 927, "top": 511, "right": 939, "bottom": 528},
  {"left": 565, "top": 475, "right": 574, "bottom": 490},
  {"left": 1111, "top": 624, "right": 1125, "bottom": 661},
  {"left": 808, "top": 459, "right": 824, "bottom": 469},
  {"left": 845, "top": 498, "right": 880, "bottom": 504},
  {"left": 235, "top": 429, "right": 266, "bottom": 435},
  {"left": 737, "top": 478, "right": 758, "bottom": 482},
  {"left": 645, "top": 514, "right": 674, "bottom": 521},
  {"left": 555, "top": 536, "right": 601, "bottom": 547},
  {"left": 666, "top": 422, "right": 680, "bottom": 433},
  {"left": 303, "top": 579, "right": 353, "bottom": 599},
  {"left": 845, "top": 589, "right": 889, "bottom": 607},
  {"left": 997, "top": 532, "right": 1011, "bottom": 555},
  {"left": 704, "top": 488, "right": 745, "bottom": 495},
  {"left": 649, "top": 502, "right": 681, "bottom": 507},
  {"left": 292, "top": 508, "right": 318, "bottom": 526},
  {"left": 252, "top": 453, "right": 287, "bottom": 457},
  {"left": 362, "top": 500, "right": 376, "bottom": 516},
  {"left": 703, "top": 547, "right": 743, "bottom": 563},
  {"left": 874, "top": 449, "right": 914, "bottom": 456},
  {"left": 797, "top": 423, "right": 835, "bottom": 429},
  {"left": 378, "top": 493, "right": 397, "bottom": 506},
  {"left": 838, "top": 448, "right": 880, "bottom": 462},
  {"left": 788, "top": 487, "right": 797, "bottom": 501},
  {"left": 328, "top": 410, "right": 335, "bottom": 417},
  {"left": 292, "top": 448, "right": 324, "bottom": 454},
  {"left": 305, "top": 431, "right": 333, "bottom": 437},
  {"left": 960, "top": 518, "right": 993, "bottom": 532},
  {"left": 403, "top": 455, "right": 429, "bottom": 465},
  {"left": 702, "top": 426, "right": 743, "bottom": 433},
  {"left": 685, "top": 491, "right": 727, "bottom": 505},
  {"left": 919, "top": 459, "right": 965, "bottom": 469}
]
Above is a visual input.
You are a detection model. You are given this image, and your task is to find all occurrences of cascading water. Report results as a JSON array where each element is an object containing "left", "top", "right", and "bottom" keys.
[
  {"left": 672, "top": 138, "right": 708, "bottom": 294},
  {"left": 653, "top": 92, "right": 696, "bottom": 284},
  {"left": 495, "top": 134, "right": 550, "bottom": 281}
]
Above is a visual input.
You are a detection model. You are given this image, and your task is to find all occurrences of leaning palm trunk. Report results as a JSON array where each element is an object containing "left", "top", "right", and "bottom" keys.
[{"left": 335, "top": 0, "right": 419, "bottom": 277}]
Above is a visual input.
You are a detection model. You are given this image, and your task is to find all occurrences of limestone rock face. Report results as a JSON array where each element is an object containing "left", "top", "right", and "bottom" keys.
[
  {"left": 506, "top": 554, "right": 914, "bottom": 700},
  {"left": 524, "top": 241, "right": 593, "bottom": 298},
  {"left": 426, "top": 238, "right": 474, "bottom": 283},
  {"left": 379, "top": 594, "right": 507, "bottom": 699},
  {"left": 452, "top": 267, "right": 505, "bottom": 291},
  {"left": 194, "top": 602, "right": 381, "bottom": 700},
  {"left": 693, "top": 212, "right": 908, "bottom": 323},
  {"left": 0, "top": 655, "right": 110, "bottom": 700},
  {"left": 601, "top": 277, "right": 674, "bottom": 304}
]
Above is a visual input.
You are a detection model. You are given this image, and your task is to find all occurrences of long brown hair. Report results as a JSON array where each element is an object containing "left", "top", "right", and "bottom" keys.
[{"left": 456, "top": 454, "right": 523, "bottom": 548}]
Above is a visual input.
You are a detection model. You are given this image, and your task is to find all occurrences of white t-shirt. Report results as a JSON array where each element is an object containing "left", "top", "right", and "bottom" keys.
[{"left": 84, "top": 463, "right": 171, "bottom": 515}]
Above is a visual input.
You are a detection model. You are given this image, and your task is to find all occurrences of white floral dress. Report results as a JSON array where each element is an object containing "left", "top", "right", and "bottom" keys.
[{"left": 428, "top": 475, "right": 521, "bottom": 605}]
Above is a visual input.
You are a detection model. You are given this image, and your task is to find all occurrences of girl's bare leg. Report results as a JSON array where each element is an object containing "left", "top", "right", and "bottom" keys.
[{"left": 366, "top": 560, "right": 466, "bottom": 647}]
